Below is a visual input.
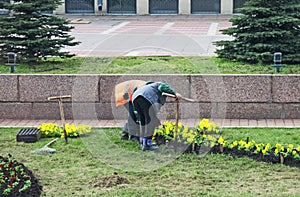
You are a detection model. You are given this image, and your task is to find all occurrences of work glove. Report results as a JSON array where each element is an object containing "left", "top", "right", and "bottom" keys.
[{"left": 175, "top": 93, "right": 182, "bottom": 99}]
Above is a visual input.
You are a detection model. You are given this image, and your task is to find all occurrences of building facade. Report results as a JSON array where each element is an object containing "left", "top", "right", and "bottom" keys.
[{"left": 55, "top": 0, "right": 247, "bottom": 15}]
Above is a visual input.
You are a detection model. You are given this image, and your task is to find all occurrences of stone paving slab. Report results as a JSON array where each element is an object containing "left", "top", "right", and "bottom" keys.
[{"left": 0, "top": 119, "right": 299, "bottom": 128}]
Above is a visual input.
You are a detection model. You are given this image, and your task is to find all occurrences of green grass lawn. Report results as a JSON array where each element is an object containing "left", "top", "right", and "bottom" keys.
[
  {"left": 1, "top": 127, "right": 300, "bottom": 196},
  {"left": 0, "top": 56, "right": 299, "bottom": 74}
]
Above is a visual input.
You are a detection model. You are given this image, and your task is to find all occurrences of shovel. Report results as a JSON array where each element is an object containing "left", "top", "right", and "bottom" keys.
[
  {"left": 162, "top": 92, "right": 197, "bottom": 141},
  {"left": 48, "top": 95, "right": 71, "bottom": 144}
]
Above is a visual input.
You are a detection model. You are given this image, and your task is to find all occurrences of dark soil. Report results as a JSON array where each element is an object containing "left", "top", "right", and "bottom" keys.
[
  {"left": 90, "top": 172, "right": 130, "bottom": 188},
  {"left": 210, "top": 146, "right": 300, "bottom": 168},
  {"left": 155, "top": 137, "right": 300, "bottom": 168},
  {"left": 0, "top": 168, "right": 42, "bottom": 197},
  {"left": 0, "top": 158, "right": 42, "bottom": 197}
]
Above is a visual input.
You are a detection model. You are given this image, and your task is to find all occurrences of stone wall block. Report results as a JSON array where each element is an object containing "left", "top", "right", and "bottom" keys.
[
  {"left": 284, "top": 104, "right": 300, "bottom": 119},
  {"left": 223, "top": 75, "right": 272, "bottom": 102},
  {"left": 0, "top": 75, "right": 19, "bottom": 101},
  {"left": 71, "top": 75, "right": 100, "bottom": 102},
  {"left": 96, "top": 102, "right": 114, "bottom": 119},
  {"left": 190, "top": 75, "right": 227, "bottom": 102},
  {"left": 19, "top": 75, "right": 99, "bottom": 102},
  {"left": 273, "top": 75, "right": 300, "bottom": 103},
  {"left": 32, "top": 103, "right": 74, "bottom": 120},
  {"left": 19, "top": 75, "right": 75, "bottom": 102},
  {"left": 100, "top": 74, "right": 190, "bottom": 103},
  {"left": 0, "top": 103, "right": 31, "bottom": 119},
  {"left": 226, "top": 103, "right": 282, "bottom": 119}
]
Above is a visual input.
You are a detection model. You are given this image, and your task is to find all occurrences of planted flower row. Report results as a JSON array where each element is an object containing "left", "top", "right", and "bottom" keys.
[
  {"left": 0, "top": 154, "right": 31, "bottom": 196},
  {"left": 153, "top": 119, "right": 300, "bottom": 166},
  {"left": 38, "top": 123, "right": 92, "bottom": 138}
]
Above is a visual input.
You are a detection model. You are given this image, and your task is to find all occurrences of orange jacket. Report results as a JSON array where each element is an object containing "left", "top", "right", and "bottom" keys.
[{"left": 115, "top": 80, "right": 146, "bottom": 107}]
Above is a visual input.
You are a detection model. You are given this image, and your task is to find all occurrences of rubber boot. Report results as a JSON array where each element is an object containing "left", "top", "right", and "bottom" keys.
[{"left": 141, "top": 137, "right": 159, "bottom": 151}]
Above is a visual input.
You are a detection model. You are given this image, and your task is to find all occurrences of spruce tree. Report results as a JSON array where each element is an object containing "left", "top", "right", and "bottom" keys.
[
  {"left": 215, "top": 0, "right": 300, "bottom": 64},
  {"left": 0, "top": 0, "right": 80, "bottom": 63}
]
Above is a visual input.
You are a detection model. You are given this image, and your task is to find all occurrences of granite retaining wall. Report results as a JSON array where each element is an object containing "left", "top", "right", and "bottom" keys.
[{"left": 0, "top": 74, "right": 299, "bottom": 120}]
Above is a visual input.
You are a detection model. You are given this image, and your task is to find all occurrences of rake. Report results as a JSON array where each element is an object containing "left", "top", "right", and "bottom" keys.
[{"left": 30, "top": 138, "right": 58, "bottom": 154}]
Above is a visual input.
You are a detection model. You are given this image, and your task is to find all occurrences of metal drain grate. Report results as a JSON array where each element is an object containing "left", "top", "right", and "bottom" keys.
[{"left": 16, "top": 128, "right": 41, "bottom": 143}]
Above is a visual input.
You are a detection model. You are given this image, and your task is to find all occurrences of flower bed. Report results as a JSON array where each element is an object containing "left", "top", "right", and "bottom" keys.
[
  {"left": 38, "top": 123, "right": 92, "bottom": 138},
  {"left": 0, "top": 154, "right": 42, "bottom": 196},
  {"left": 153, "top": 119, "right": 300, "bottom": 168}
]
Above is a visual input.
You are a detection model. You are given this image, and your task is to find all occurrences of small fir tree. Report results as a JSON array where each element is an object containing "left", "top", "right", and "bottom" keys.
[
  {"left": 215, "top": 0, "right": 300, "bottom": 64},
  {"left": 0, "top": 0, "right": 80, "bottom": 63}
]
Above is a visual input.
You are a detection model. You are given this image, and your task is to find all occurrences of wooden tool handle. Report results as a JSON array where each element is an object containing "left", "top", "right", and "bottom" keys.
[
  {"left": 48, "top": 95, "right": 72, "bottom": 101},
  {"left": 45, "top": 138, "right": 58, "bottom": 147},
  {"left": 162, "top": 92, "right": 197, "bottom": 102},
  {"left": 162, "top": 92, "right": 176, "bottom": 98}
]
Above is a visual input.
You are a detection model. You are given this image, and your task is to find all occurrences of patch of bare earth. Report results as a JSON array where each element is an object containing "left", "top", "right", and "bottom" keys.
[{"left": 90, "top": 172, "right": 130, "bottom": 188}]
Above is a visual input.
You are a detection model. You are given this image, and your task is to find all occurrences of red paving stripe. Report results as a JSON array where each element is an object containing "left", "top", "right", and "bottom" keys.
[
  {"left": 105, "top": 120, "right": 119, "bottom": 127},
  {"left": 274, "top": 119, "right": 284, "bottom": 127},
  {"left": 126, "top": 22, "right": 167, "bottom": 26},
  {"left": 293, "top": 119, "right": 300, "bottom": 127},
  {"left": 223, "top": 119, "right": 231, "bottom": 127},
  {"left": 230, "top": 119, "right": 240, "bottom": 127},
  {"left": 284, "top": 119, "right": 295, "bottom": 127},
  {"left": 248, "top": 120, "right": 258, "bottom": 127},
  {"left": 98, "top": 120, "right": 108, "bottom": 127},
  {"left": 69, "top": 51, "right": 126, "bottom": 56},
  {"left": 21, "top": 120, "right": 35, "bottom": 127},
  {"left": 257, "top": 119, "right": 267, "bottom": 127},
  {"left": 72, "top": 26, "right": 112, "bottom": 33},
  {"left": 239, "top": 119, "right": 249, "bottom": 127},
  {"left": 8, "top": 120, "right": 24, "bottom": 127},
  {"left": 0, "top": 119, "right": 299, "bottom": 128},
  {"left": 1, "top": 119, "right": 14, "bottom": 126},
  {"left": 266, "top": 119, "right": 276, "bottom": 127}
]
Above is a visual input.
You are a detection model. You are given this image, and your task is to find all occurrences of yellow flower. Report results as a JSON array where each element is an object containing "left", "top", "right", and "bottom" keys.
[
  {"left": 238, "top": 140, "right": 246, "bottom": 147},
  {"left": 210, "top": 142, "right": 215, "bottom": 147},
  {"left": 165, "top": 128, "right": 170, "bottom": 135},
  {"left": 208, "top": 122, "right": 216, "bottom": 132},
  {"left": 245, "top": 143, "right": 251, "bottom": 150},
  {"left": 178, "top": 122, "right": 183, "bottom": 128},
  {"left": 232, "top": 141, "right": 238, "bottom": 147},
  {"left": 218, "top": 136, "right": 224, "bottom": 145},
  {"left": 265, "top": 143, "right": 271, "bottom": 151},
  {"left": 186, "top": 135, "right": 195, "bottom": 143},
  {"left": 288, "top": 144, "right": 294, "bottom": 149},
  {"left": 255, "top": 144, "right": 261, "bottom": 152},
  {"left": 296, "top": 146, "right": 300, "bottom": 152},
  {"left": 207, "top": 135, "right": 215, "bottom": 141},
  {"left": 262, "top": 149, "right": 267, "bottom": 155},
  {"left": 292, "top": 150, "right": 297, "bottom": 156},
  {"left": 199, "top": 119, "right": 210, "bottom": 130}
]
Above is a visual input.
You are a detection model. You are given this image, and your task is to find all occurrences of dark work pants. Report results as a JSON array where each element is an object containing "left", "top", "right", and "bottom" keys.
[
  {"left": 123, "top": 102, "right": 140, "bottom": 137},
  {"left": 133, "top": 96, "right": 160, "bottom": 138}
]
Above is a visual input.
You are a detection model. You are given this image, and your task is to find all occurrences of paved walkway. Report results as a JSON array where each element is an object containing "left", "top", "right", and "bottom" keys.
[
  {"left": 63, "top": 14, "right": 232, "bottom": 57},
  {"left": 0, "top": 119, "right": 299, "bottom": 128}
]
